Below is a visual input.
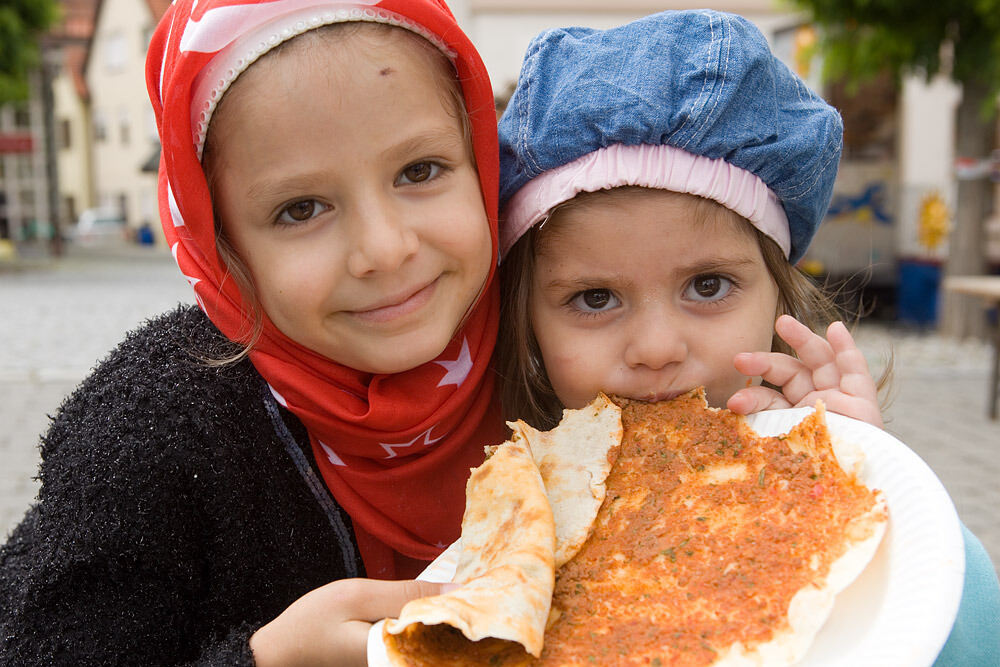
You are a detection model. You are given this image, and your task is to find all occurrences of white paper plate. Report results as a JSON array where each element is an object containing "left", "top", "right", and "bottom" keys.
[
  {"left": 370, "top": 408, "right": 964, "bottom": 666},
  {"left": 749, "top": 408, "right": 964, "bottom": 666}
]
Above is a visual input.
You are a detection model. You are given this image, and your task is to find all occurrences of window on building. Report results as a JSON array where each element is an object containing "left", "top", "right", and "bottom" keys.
[
  {"left": 117, "top": 193, "right": 129, "bottom": 224},
  {"left": 13, "top": 107, "right": 30, "bottom": 128},
  {"left": 59, "top": 118, "right": 72, "bottom": 150},
  {"left": 19, "top": 189, "right": 35, "bottom": 207},
  {"left": 104, "top": 32, "right": 127, "bottom": 72},
  {"left": 119, "top": 108, "right": 130, "bottom": 146},
  {"left": 16, "top": 156, "right": 33, "bottom": 179},
  {"left": 94, "top": 110, "right": 107, "bottom": 142},
  {"left": 63, "top": 195, "right": 77, "bottom": 225}
]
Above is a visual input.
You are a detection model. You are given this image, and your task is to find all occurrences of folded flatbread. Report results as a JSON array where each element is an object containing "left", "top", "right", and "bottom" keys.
[
  {"left": 383, "top": 389, "right": 888, "bottom": 666},
  {"left": 383, "top": 395, "right": 622, "bottom": 665}
]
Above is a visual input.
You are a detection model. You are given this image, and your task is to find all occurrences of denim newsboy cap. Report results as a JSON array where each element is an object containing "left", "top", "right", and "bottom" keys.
[{"left": 498, "top": 9, "right": 844, "bottom": 264}]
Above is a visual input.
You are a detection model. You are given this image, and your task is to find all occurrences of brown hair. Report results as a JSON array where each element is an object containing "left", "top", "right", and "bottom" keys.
[
  {"left": 200, "top": 21, "right": 472, "bottom": 364},
  {"left": 496, "top": 187, "right": 886, "bottom": 430}
]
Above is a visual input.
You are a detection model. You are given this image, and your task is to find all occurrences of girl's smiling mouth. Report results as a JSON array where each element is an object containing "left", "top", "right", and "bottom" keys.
[{"left": 350, "top": 278, "right": 439, "bottom": 324}]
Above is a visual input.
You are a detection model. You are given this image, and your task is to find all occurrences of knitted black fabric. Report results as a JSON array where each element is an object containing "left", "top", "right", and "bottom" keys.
[{"left": 0, "top": 306, "right": 365, "bottom": 665}]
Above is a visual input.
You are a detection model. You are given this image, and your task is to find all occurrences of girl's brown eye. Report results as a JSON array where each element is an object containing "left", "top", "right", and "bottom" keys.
[
  {"left": 570, "top": 288, "right": 620, "bottom": 313},
  {"left": 285, "top": 200, "right": 317, "bottom": 221},
  {"left": 582, "top": 289, "right": 612, "bottom": 309},
  {"left": 692, "top": 276, "right": 722, "bottom": 298},
  {"left": 402, "top": 162, "right": 433, "bottom": 183}
]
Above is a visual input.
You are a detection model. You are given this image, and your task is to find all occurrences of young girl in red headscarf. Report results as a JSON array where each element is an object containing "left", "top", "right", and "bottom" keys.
[{"left": 0, "top": 1, "right": 506, "bottom": 664}]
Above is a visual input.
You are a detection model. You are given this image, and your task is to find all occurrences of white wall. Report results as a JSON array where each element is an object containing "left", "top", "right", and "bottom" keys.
[
  {"left": 53, "top": 58, "right": 94, "bottom": 223},
  {"left": 86, "top": 0, "right": 159, "bottom": 232},
  {"left": 896, "top": 74, "right": 961, "bottom": 260}
]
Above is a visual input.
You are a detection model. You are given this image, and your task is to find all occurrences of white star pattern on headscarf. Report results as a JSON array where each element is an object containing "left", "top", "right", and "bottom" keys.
[
  {"left": 434, "top": 338, "right": 472, "bottom": 388},
  {"left": 318, "top": 440, "right": 346, "bottom": 467},
  {"left": 379, "top": 426, "right": 445, "bottom": 459}
]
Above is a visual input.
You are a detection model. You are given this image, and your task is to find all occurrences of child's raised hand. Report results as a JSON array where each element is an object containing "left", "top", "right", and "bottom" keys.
[
  {"left": 727, "top": 314, "right": 883, "bottom": 428},
  {"left": 249, "top": 577, "right": 448, "bottom": 666}
]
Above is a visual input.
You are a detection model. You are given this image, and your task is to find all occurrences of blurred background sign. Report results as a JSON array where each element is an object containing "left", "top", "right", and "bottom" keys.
[{"left": 0, "top": 132, "right": 34, "bottom": 154}]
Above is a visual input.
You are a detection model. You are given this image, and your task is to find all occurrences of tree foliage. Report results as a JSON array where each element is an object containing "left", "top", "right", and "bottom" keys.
[
  {"left": 789, "top": 0, "right": 1000, "bottom": 100},
  {"left": 0, "top": 0, "right": 59, "bottom": 103},
  {"left": 791, "top": 0, "right": 999, "bottom": 337}
]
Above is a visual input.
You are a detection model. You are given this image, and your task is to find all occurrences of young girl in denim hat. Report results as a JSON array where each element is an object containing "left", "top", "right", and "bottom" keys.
[
  {"left": 497, "top": 10, "right": 999, "bottom": 663},
  {"left": 1, "top": 1, "right": 507, "bottom": 664}
]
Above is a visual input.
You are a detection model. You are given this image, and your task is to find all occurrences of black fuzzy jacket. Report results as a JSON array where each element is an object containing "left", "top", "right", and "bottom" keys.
[{"left": 1, "top": 306, "right": 366, "bottom": 665}]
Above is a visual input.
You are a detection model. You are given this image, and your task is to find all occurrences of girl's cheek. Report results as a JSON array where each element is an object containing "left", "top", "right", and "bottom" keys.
[{"left": 545, "top": 346, "right": 608, "bottom": 408}]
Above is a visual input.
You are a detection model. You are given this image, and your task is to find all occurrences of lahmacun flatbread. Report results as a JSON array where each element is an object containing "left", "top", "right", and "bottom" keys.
[
  {"left": 383, "top": 389, "right": 887, "bottom": 666},
  {"left": 537, "top": 390, "right": 887, "bottom": 666},
  {"left": 383, "top": 395, "right": 623, "bottom": 665}
]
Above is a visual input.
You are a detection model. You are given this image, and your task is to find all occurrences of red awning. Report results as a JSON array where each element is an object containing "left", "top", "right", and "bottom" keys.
[{"left": 0, "top": 132, "right": 34, "bottom": 153}]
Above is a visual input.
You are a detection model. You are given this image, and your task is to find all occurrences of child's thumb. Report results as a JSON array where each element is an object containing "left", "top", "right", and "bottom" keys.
[{"left": 358, "top": 578, "right": 455, "bottom": 622}]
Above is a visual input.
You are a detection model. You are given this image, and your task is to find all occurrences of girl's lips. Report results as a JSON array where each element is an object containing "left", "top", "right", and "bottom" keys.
[
  {"left": 351, "top": 278, "right": 438, "bottom": 324},
  {"left": 634, "top": 389, "right": 687, "bottom": 403}
]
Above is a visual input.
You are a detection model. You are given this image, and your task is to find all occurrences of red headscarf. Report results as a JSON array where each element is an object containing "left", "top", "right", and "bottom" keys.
[{"left": 145, "top": 0, "right": 504, "bottom": 579}]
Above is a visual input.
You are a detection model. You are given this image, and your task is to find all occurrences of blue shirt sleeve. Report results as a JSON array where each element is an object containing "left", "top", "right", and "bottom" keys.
[{"left": 933, "top": 523, "right": 1000, "bottom": 666}]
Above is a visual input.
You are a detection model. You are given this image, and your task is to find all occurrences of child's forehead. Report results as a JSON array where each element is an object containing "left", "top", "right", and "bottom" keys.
[
  {"left": 533, "top": 226, "right": 766, "bottom": 302},
  {"left": 223, "top": 24, "right": 448, "bottom": 92},
  {"left": 547, "top": 188, "right": 753, "bottom": 236},
  {"left": 202, "top": 21, "right": 466, "bottom": 166},
  {"left": 535, "top": 188, "right": 760, "bottom": 264},
  {"left": 190, "top": 13, "right": 457, "bottom": 160}
]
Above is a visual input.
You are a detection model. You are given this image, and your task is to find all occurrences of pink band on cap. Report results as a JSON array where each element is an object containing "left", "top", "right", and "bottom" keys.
[{"left": 500, "top": 143, "right": 791, "bottom": 258}]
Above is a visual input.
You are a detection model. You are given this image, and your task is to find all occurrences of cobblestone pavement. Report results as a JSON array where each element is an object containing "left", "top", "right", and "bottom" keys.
[
  {"left": 2, "top": 246, "right": 998, "bottom": 577},
  {"left": 1, "top": 244, "right": 195, "bottom": 538}
]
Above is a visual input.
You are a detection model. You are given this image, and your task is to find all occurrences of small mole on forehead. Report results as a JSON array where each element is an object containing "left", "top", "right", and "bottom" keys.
[{"left": 380, "top": 67, "right": 394, "bottom": 76}]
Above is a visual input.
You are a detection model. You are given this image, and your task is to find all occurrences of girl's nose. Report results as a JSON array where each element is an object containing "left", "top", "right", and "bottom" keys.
[
  {"left": 622, "top": 309, "right": 688, "bottom": 370},
  {"left": 345, "top": 199, "right": 420, "bottom": 277}
]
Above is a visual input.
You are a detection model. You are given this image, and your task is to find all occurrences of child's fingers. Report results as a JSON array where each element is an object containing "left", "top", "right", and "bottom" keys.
[
  {"left": 774, "top": 315, "right": 841, "bottom": 389},
  {"left": 250, "top": 577, "right": 447, "bottom": 667},
  {"left": 339, "top": 578, "right": 450, "bottom": 623},
  {"left": 827, "top": 322, "right": 868, "bottom": 371},
  {"left": 827, "top": 322, "right": 875, "bottom": 377},
  {"left": 727, "top": 385, "right": 793, "bottom": 415},
  {"left": 826, "top": 322, "right": 879, "bottom": 402},
  {"left": 319, "top": 579, "right": 450, "bottom": 666},
  {"left": 805, "top": 389, "right": 884, "bottom": 428},
  {"left": 733, "top": 351, "right": 817, "bottom": 405}
]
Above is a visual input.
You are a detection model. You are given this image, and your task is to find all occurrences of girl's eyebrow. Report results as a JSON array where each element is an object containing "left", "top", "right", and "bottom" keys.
[
  {"left": 243, "top": 127, "right": 466, "bottom": 206},
  {"left": 540, "top": 274, "right": 633, "bottom": 292},
  {"left": 245, "top": 172, "right": 329, "bottom": 207},
  {"left": 381, "top": 127, "right": 466, "bottom": 161},
  {"left": 538, "top": 254, "right": 761, "bottom": 292},
  {"left": 672, "top": 255, "right": 758, "bottom": 277}
]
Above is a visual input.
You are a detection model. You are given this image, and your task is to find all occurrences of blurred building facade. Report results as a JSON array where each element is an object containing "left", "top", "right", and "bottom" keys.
[
  {"left": 83, "top": 0, "right": 169, "bottom": 233},
  {"left": 53, "top": 0, "right": 100, "bottom": 230},
  {"left": 0, "top": 81, "right": 46, "bottom": 243}
]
